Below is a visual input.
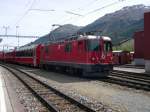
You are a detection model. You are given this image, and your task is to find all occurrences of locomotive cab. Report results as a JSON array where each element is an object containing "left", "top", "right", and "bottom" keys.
[
  {"left": 82, "top": 35, "right": 113, "bottom": 77},
  {"left": 102, "top": 36, "right": 113, "bottom": 64}
]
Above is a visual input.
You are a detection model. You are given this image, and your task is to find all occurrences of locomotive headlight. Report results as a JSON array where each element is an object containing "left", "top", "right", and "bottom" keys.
[
  {"left": 91, "top": 57, "right": 96, "bottom": 61},
  {"left": 101, "top": 55, "right": 105, "bottom": 59},
  {"left": 110, "top": 57, "right": 113, "bottom": 60}
]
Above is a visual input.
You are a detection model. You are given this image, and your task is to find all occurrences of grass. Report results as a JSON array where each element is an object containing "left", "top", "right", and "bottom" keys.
[{"left": 113, "top": 39, "right": 134, "bottom": 52}]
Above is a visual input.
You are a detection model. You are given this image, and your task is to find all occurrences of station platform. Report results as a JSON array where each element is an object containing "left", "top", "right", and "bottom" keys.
[{"left": 0, "top": 67, "right": 25, "bottom": 112}]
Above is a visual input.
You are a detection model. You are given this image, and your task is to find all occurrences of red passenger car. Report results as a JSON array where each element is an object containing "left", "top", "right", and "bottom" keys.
[
  {"left": 113, "top": 50, "right": 131, "bottom": 65},
  {"left": 41, "top": 35, "right": 113, "bottom": 77},
  {"left": 15, "top": 44, "right": 42, "bottom": 67},
  {"left": 0, "top": 51, "right": 4, "bottom": 61},
  {"left": 4, "top": 50, "right": 16, "bottom": 63}
]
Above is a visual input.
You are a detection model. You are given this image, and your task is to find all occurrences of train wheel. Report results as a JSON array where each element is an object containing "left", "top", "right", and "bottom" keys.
[
  {"left": 65, "top": 67, "right": 73, "bottom": 75},
  {"left": 42, "top": 64, "right": 45, "bottom": 70},
  {"left": 73, "top": 68, "right": 80, "bottom": 76},
  {"left": 59, "top": 66, "right": 66, "bottom": 73}
]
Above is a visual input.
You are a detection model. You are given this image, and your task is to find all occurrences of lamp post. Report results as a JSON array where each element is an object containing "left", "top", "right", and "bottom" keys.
[{"left": 3, "top": 26, "right": 9, "bottom": 50}]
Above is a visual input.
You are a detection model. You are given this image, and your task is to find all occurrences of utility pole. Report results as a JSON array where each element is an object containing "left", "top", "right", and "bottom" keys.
[
  {"left": 16, "top": 26, "right": 19, "bottom": 47},
  {"left": 3, "top": 26, "right": 9, "bottom": 50}
]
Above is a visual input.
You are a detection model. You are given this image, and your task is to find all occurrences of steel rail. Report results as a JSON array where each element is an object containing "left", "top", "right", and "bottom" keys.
[
  {"left": 0, "top": 64, "right": 96, "bottom": 112},
  {"left": 106, "top": 70, "right": 150, "bottom": 91}
]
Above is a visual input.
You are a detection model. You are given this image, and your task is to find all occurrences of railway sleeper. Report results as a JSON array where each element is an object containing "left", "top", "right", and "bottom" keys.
[
  {"left": 108, "top": 76, "right": 150, "bottom": 91},
  {"left": 110, "top": 73, "right": 150, "bottom": 83}
]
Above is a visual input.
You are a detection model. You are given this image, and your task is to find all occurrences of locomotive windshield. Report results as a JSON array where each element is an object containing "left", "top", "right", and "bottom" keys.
[
  {"left": 86, "top": 39, "right": 100, "bottom": 51},
  {"left": 104, "top": 41, "right": 112, "bottom": 52}
]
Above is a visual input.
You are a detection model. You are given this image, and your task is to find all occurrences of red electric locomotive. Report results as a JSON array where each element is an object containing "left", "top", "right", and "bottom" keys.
[
  {"left": 41, "top": 35, "right": 113, "bottom": 77},
  {"left": 15, "top": 44, "right": 42, "bottom": 67}
]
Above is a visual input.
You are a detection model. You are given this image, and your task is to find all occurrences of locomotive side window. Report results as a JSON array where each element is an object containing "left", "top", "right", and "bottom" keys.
[
  {"left": 104, "top": 41, "right": 112, "bottom": 52},
  {"left": 31, "top": 49, "right": 33, "bottom": 56},
  {"left": 65, "top": 43, "right": 72, "bottom": 52},
  {"left": 87, "top": 39, "right": 100, "bottom": 51},
  {"left": 78, "top": 41, "right": 83, "bottom": 52}
]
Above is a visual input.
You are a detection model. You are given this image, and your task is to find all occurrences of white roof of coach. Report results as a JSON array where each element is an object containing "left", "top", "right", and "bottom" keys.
[
  {"left": 113, "top": 50, "right": 123, "bottom": 53},
  {"left": 16, "top": 44, "right": 38, "bottom": 51},
  {"left": 4, "top": 49, "right": 14, "bottom": 53},
  {"left": 130, "top": 51, "right": 134, "bottom": 53}
]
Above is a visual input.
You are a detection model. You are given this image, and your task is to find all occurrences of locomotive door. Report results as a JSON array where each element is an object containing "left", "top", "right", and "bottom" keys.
[
  {"left": 33, "top": 48, "right": 36, "bottom": 67},
  {"left": 77, "top": 40, "right": 86, "bottom": 63}
]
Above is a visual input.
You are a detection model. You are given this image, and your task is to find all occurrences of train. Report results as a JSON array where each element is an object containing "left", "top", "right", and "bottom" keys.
[
  {"left": 0, "top": 34, "right": 113, "bottom": 77},
  {"left": 113, "top": 50, "right": 134, "bottom": 65}
]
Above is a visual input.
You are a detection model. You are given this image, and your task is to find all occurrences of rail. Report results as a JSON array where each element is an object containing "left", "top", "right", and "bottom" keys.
[{"left": 1, "top": 64, "right": 96, "bottom": 112}]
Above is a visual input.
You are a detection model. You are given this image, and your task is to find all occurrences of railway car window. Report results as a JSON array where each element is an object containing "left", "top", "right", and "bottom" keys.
[
  {"left": 87, "top": 39, "right": 99, "bottom": 51},
  {"left": 19, "top": 51, "right": 21, "bottom": 56},
  {"left": 21, "top": 51, "right": 22, "bottom": 56},
  {"left": 23, "top": 50, "right": 25, "bottom": 57},
  {"left": 27, "top": 50, "right": 29, "bottom": 56},
  {"left": 25, "top": 51, "right": 26, "bottom": 56},
  {"left": 29, "top": 50, "right": 31, "bottom": 56},
  {"left": 65, "top": 43, "right": 72, "bottom": 52},
  {"left": 30, "top": 50, "right": 33, "bottom": 56},
  {"left": 104, "top": 41, "right": 112, "bottom": 52},
  {"left": 17, "top": 52, "right": 19, "bottom": 56},
  {"left": 21, "top": 51, "right": 23, "bottom": 56},
  {"left": 30, "top": 51, "right": 32, "bottom": 56}
]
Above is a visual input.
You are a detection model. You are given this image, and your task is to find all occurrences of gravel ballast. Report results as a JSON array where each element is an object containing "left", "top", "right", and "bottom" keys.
[
  {"left": 23, "top": 68, "right": 150, "bottom": 112},
  {"left": 4, "top": 64, "right": 150, "bottom": 112}
]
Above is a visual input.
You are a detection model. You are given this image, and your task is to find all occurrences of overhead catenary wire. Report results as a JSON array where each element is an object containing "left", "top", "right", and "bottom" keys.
[
  {"left": 71, "top": 0, "right": 101, "bottom": 11},
  {"left": 14, "top": 0, "right": 126, "bottom": 27},
  {"left": 29, "top": 8, "right": 83, "bottom": 17},
  {"left": 12, "top": 0, "right": 127, "bottom": 34},
  {"left": 27, "top": 0, "right": 97, "bottom": 26},
  {"left": 85, "top": 0, "right": 126, "bottom": 15},
  {"left": 65, "top": 11, "right": 83, "bottom": 16},
  {"left": 14, "top": 0, "right": 36, "bottom": 26},
  {"left": 29, "top": 9, "right": 55, "bottom": 12},
  {"left": 59, "top": 0, "right": 126, "bottom": 25},
  {"left": 55, "top": 0, "right": 126, "bottom": 25},
  {"left": 13, "top": 0, "right": 127, "bottom": 26}
]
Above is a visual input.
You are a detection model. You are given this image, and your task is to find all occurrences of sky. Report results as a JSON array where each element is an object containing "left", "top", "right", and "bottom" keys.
[{"left": 0, "top": 0, "right": 150, "bottom": 50}]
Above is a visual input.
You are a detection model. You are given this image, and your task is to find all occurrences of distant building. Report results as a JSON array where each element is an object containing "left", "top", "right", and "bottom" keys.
[
  {"left": 133, "top": 31, "right": 145, "bottom": 65},
  {"left": 144, "top": 12, "right": 150, "bottom": 72},
  {"left": 134, "top": 12, "right": 150, "bottom": 73}
]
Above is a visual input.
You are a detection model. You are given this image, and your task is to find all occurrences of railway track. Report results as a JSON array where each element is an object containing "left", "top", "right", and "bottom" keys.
[
  {"left": 1, "top": 64, "right": 96, "bottom": 112},
  {"left": 106, "top": 70, "right": 150, "bottom": 91},
  {"left": 115, "top": 64, "right": 145, "bottom": 69}
]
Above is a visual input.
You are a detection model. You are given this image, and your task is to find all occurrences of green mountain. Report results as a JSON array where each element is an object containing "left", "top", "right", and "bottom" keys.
[
  {"left": 33, "top": 24, "right": 82, "bottom": 44},
  {"left": 79, "top": 4, "right": 150, "bottom": 44},
  {"left": 29, "top": 4, "right": 150, "bottom": 45}
]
